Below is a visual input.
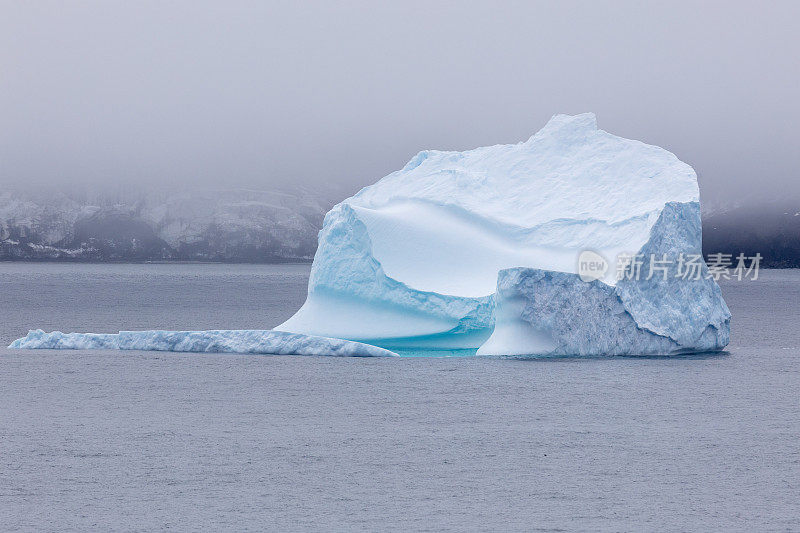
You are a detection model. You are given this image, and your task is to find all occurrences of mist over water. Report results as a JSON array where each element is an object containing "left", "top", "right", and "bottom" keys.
[{"left": 2, "top": 1, "right": 799, "bottom": 208}]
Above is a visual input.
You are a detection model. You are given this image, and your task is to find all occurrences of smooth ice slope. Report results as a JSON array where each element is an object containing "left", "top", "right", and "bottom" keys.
[
  {"left": 9, "top": 329, "right": 397, "bottom": 357},
  {"left": 279, "top": 113, "right": 712, "bottom": 350}
]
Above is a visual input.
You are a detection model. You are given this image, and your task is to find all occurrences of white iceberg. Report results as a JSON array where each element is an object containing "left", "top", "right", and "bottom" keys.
[
  {"left": 280, "top": 112, "right": 730, "bottom": 354},
  {"left": 13, "top": 113, "right": 729, "bottom": 357},
  {"left": 9, "top": 329, "right": 398, "bottom": 357}
]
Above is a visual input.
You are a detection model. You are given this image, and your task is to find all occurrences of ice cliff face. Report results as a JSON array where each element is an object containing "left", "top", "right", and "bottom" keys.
[
  {"left": 280, "top": 113, "right": 730, "bottom": 354},
  {"left": 478, "top": 203, "right": 730, "bottom": 356}
]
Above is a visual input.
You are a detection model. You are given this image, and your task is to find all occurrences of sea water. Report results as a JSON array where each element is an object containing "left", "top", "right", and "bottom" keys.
[{"left": 1, "top": 263, "right": 798, "bottom": 530}]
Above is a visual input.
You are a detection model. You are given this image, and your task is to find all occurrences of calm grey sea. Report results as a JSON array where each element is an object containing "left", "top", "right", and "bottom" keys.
[{"left": 1, "top": 263, "right": 798, "bottom": 532}]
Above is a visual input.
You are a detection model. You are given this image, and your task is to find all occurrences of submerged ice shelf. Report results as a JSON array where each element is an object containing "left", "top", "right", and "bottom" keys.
[{"left": 9, "top": 329, "right": 398, "bottom": 357}]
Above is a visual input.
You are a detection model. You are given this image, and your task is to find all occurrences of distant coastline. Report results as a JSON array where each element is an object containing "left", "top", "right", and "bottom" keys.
[
  {"left": 0, "top": 187, "right": 334, "bottom": 264},
  {"left": 3, "top": 188, "right": 799, "bottom": 267}
]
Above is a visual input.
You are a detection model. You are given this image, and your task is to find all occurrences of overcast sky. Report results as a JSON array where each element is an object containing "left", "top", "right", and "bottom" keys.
[{"left": 1, "top": 0, "right": 798, "bottom": 204}]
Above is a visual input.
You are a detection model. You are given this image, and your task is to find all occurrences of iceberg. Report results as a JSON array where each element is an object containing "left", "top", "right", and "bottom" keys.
[
  {"left": 12, "top": 113, "right": 730, "bottom": 357},
  {"left": 280, "top": 112, "right": 730, "bottom": 354},
  {"left": 9, "top": 329, "right": 398, "bottom": 357}
]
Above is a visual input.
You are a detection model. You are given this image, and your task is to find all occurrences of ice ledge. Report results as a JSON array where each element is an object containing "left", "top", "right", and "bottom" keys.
[
  {"left": 477, "top": 201, "right": 730, "bottom": 357},
  {"left": 9, "top": 329, "right": 398, "bottom": 357},
  {"left": 477, "top": 267, "right": 729, "bottom": 357}
]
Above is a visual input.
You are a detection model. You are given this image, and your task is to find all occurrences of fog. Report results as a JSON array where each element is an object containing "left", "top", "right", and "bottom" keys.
[{"left": 1, "top": 0, "right": 798, "bottom": 205}]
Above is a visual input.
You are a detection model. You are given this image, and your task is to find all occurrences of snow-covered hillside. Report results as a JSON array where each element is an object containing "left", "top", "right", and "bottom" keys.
[
  {"left": 0, "top": 187, "right": 337, "bottom": 261},
  {"left": 701, "top": 197, "right": 800, "bottom": 267}
]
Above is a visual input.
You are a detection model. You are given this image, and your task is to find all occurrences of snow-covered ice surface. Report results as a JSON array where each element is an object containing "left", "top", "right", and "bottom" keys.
[
  {"left": 9, "top": 329, "right": 397, "bottom": 357},
  {"left": 280, "top": 113, "right": 728, "bottom": 353}
]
